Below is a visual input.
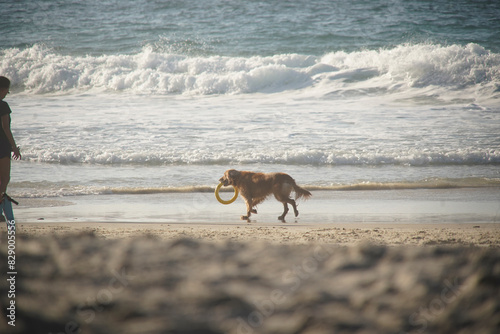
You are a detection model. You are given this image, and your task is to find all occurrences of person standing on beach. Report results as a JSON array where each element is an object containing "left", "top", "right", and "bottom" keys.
[{"left": 0, "top": 76, "right": 21, "bottom": 221}]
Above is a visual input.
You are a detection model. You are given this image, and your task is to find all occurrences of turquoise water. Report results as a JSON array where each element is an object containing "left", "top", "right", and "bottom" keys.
[{"left": 3, "top": 0, "right": 500, "bottom": 56}]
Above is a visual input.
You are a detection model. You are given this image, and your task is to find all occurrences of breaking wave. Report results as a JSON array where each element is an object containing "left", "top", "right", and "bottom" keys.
[
  {"left": 20, "top": 147, "right": 500, "bottom": 166},
  {"left": 2, "top": 43, "right": 499, "bottom": 98}
]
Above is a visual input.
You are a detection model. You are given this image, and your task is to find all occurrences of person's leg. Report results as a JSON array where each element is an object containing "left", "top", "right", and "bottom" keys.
[
  {"left": 0, "top": 156, "right": 11, "bottom": 222},
  {"left": 0, "top": 197, "right": 14, "bottom": 222},
  {"left": 0, "top": 156, "right": 11, "bottom": 196}
]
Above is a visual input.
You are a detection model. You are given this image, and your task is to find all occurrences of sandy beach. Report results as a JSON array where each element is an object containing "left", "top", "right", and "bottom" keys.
[
  {"left": 2, "top": 171, "right": 500, "bottom": 334},
  {"left": 1, "top": 221, "right": 499, "bottom": 334},
  {"left": 3, "top": 0, "right": 500, "bottom": 332}
]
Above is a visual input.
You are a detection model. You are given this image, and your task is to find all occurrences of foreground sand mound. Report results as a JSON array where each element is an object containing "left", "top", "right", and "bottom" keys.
[{"left": 1, "top": 232, "right": 499, "bottom": 333}]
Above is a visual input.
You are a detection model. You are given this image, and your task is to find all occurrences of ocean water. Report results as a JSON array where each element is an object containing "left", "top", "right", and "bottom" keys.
[{"left": 1, "top": 0, "right": 499, "bottom": 222}]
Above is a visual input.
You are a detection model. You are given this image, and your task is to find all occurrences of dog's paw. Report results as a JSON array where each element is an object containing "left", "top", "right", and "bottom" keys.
[
  {"left": 240, "top": 215, "right": 249, "bottom": 220},
  {"left": 251, "top": 209, "right": 257, "bottom": 214}
]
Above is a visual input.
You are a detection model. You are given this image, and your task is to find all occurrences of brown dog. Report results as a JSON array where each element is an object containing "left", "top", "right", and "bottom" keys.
[{"left": 219, "top": 169, "right": 311, "bottom": 221}]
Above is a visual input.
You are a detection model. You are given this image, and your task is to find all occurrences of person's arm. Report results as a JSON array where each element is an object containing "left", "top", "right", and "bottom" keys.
[{"left": 1, "top": 114, "right": 21, "bottom": 160}]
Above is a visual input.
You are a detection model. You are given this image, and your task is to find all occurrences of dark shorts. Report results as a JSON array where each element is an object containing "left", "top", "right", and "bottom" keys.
[{"left": 0, "top": 142, "right": 11, "bottom": 159}]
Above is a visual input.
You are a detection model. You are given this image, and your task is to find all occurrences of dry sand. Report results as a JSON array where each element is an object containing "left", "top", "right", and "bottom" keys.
[
  {"left": 11, "top": 222, "right": 500, "bottom": 246},
  {"left": 1, "top": 222, "right": 499, "bottom": 333}
]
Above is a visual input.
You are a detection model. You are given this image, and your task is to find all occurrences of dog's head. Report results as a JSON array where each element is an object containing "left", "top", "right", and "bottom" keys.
[{"left": 219, "top": 169, "right": 240, "bottom": 186}]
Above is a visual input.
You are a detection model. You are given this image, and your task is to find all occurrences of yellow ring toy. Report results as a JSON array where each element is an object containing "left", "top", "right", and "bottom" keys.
[{"left": 215, "top": 183, "right": 239, "bottom": 205}]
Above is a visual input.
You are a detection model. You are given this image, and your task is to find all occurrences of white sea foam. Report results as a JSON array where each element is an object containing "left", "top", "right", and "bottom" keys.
[
  {"left": 2, "top": 43, "right": 499, "bottom": 100},
  {"left": 18, "top": 145, "right": 500, "bottom": 166}
]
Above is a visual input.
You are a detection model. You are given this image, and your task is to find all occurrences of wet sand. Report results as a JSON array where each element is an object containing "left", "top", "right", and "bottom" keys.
[{"left": 12, "top": 188, "right": 500, "bottom": 224}]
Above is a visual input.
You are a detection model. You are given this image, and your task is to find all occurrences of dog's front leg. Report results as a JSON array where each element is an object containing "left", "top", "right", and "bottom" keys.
[{"left": 241, "top": 198, "right": 253, "bottom": 220}]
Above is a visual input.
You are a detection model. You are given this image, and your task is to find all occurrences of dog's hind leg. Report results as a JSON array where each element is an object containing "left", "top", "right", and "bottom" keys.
[
  {"left": 290, "top": 198, "right": 299, "bottom": 217},
  {"left": 279, "top": 197, "right": 299, "bottom": 219}
]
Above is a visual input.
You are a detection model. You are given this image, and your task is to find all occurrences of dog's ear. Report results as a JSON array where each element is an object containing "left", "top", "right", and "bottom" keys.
[{"left": 228, "top": 169, "right": 239, "bottom": 179}]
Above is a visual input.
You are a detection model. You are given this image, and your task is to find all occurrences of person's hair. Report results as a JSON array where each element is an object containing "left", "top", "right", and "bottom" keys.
[{"left": 0, "top": 76, "right": 10, "bottom": 89}]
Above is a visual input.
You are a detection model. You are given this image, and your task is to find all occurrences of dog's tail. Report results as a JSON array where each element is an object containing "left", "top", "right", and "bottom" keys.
[{"left": 293, "top": 183, "right": 312, "bottom": 200}]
